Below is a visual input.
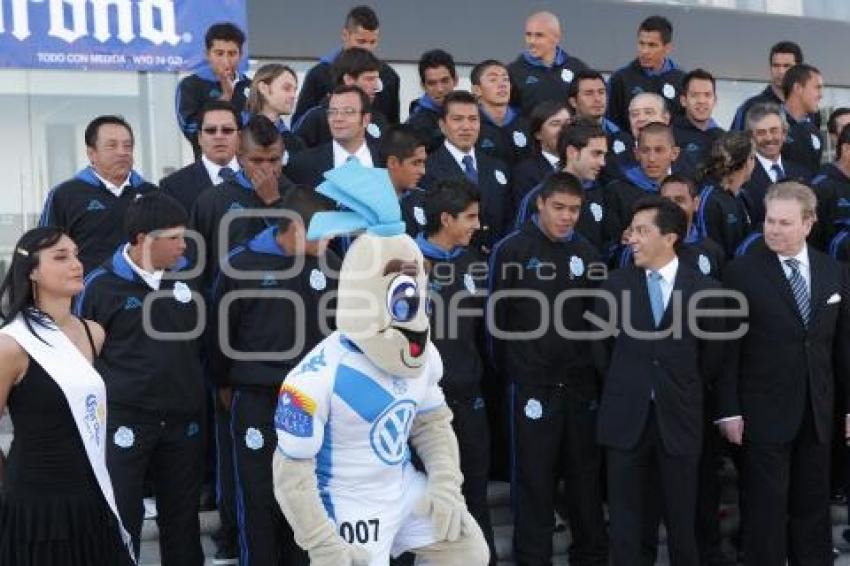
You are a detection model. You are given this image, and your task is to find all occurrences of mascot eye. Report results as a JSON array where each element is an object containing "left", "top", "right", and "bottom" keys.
[{"left": 387, "top": 275, "right": 420, "bottom": 322}]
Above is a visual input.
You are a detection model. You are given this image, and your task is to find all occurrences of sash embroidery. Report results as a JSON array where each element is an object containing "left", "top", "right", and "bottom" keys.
[{"left": 0, "top": 315, "right": 136, "bottom": 563}]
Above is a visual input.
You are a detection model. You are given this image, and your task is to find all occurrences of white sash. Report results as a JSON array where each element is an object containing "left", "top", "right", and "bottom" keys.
[{"left": 1, "top": 314, "right": 136, "bottom": 563}]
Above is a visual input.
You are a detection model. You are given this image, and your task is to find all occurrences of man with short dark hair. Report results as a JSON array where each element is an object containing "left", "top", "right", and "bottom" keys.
[
  {"left": 406, "top": 49, "right": 459, "bottom": 152},
  {"left": 421, "top": 91, "right": 511, "bottom": 254},
  {"left": 781, "top": 63, "right": 824, "bottom": 176},
  {"left": 489, "top": 172, "right": 607, "bottom": 566},
  {"left": 39, "top": 115, "right": 156, "bottom": 274},
  {"left": 594, "top": 195, "right": 725, "bottom": 566},
  {"left": 569, "top": 69, "right": 634, "bottom": 183},
  {"left": 606, "top": 16, "right": 686, "bottom": 132},
  {"left": 506, "top": 11, "right": 589, "bottom": 117},
  {"left": 190, "top": 114, "right": 295, "bottom": 293},
  {"left": 76, "top": 192, "right": 206, "bottom": 563},
  {"left": 718, "top": 182, "right": 850, "bottom": 565},
  {"left": 415, "top": 178, "right": 495, "bottom": 563},
  {"left": 160, "top": 100, "right": 241, "bottom": 215},
  {"left": 209, "top": 186, "right": 339, "bottom": 566},
  {"left": 286, "top": 85, "right": 381, "bottom": 187},
  {"left": 381, "top": 124, "right": 429, "bottom": 236},
  {"left": 293, "top": 5, "right": 400, "bottom": 124},
  {"left": 827, "top": 107, "right": 850, "bottom": 147},
  {"left": 293, "top": 47, "right": 389, "bottom": 148},
  {"left": 472, "top": 59, "right": 532, "bottom": 167},
  {"left": 673, "top": 69, "right": 725, "bottom": 179},
  {"left": 604, "top": 121, "right": 681, "bottom": 246},
  {"left": 516, "top": 119, "right": 610, "bottom": 253},
  {"left": 176, "top": 22, "right": 250, "bottom": 157},
  {"left": 730, "top": 41, "right": 805, "bottom": 131}
]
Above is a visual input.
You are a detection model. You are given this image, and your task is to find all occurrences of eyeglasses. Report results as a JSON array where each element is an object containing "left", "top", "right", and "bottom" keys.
[
  {"left": 201, "top": 126, "right": 238, "bottom": 135},
  {"left": 327, "top": 107, "right": 361, "bottom": 118}
]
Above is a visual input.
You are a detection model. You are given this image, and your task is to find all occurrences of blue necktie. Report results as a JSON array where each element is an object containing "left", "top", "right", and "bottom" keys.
[
  {"left": 784, "top": 258, "right": 810, "bottom": 325},
  {"left": 462, "top": 155, "right": 478, "bottom": 184},
  {"left": 771, "top": 163, "right": 785, "bottom": 182},
  {"left": 218, "top": 167, "right": 235, "bottom": 183},
  {"left": 648, "top": 271, "right": 665, "bottom": 327}
]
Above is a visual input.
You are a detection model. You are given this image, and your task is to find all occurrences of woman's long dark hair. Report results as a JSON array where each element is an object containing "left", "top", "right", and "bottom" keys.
[{"left": 0, "top": 226, "right": 66, "bottom": 335}]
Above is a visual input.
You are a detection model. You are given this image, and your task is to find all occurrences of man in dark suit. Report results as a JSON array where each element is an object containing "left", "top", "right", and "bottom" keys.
[
  {"left": 741, "top": 103, "right": 810, "bottom": 224},
  {"left": 718, "top": 181, "right": 850, "bottom": 566},
  {"left": 160, "top": 100, "right": 241, "bottom": 215},
  {"left": 292, "top": 5, "right": 399, "bottom": 125},
  {"left": 421, "top": 90, "right": 511, "bottom": 254},
  {"left": 285, "top": 85, "right": 381, "bottom": 188},
  {"left": 593, "top": 196, "right": 726, "bottom": 565}
]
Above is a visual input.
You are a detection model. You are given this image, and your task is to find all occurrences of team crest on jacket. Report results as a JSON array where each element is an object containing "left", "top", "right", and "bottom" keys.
[
  {"left": 811, "top": 134, "right": 821, "bottom": 150},
  {"left": 245, "top": 427, "right": 264, "bottom": 450},
  {"left": 367, "top": 123, "right": 382, "bottom": 138},
  {"left": 464, "top": 273, "right": 477, "bottom": 294},
  {"left": 309, "top": 268, "right": 327, "bottom": 291},
  {"left": 114, "top": 426, "right": 134, "bottom": 448},
  {"left": 698, "top": 254, "right": 711, "bottom": 275},
  {"left": 612, "top": 140, "right": 626, "bottom": 154},
  {"left": 173, "top": 281, "right": 192, "bottom": 303},
  {"left": 524, "top": 398, "right": 543, "bottom": 420},
  {"left": 569, "top": 255, "right": 585, "bottom": 277},
  {"left": 513, "top": 131, "right": 528, "bottom": 148},
  {"left": 590, "top": 203, "right": 603, "bottom": 222},
  {"left": 560, "top": 68, "right": 574, "bottom": 83},
  {"left": 413, "top": 206, "right": 427, "bottom": 226},
  {"left": 494, "top": 170, "right": 507, "bottom": 185},
  {"left": 662, "top": 83, "right": 676, "bottom": 99}
]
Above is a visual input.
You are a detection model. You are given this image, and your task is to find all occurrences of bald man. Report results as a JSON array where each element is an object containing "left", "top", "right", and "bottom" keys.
[{"left": 507, "top": 11, "right": 589, "bottom": 117}]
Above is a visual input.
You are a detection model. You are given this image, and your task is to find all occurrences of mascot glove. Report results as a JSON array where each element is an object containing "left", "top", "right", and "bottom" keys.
[
  {"left": 409, "top": 406, "right": 468, "bottom": 541},
  {"left": 272, "top": 451, "right": 371, "bottom": 566}
]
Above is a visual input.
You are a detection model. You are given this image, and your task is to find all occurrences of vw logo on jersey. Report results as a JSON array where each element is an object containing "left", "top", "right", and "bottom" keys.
[
  {"left": 662, "top": 83, "right": 676, "bottom": 99},
  {"left": 370, "top": 400, "right": 416, "bottom": 465}
]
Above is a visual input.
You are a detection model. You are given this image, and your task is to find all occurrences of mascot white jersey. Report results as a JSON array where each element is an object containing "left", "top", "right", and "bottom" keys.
[{"left": 272, "top": 162, "right": 489, "bottom": 565}]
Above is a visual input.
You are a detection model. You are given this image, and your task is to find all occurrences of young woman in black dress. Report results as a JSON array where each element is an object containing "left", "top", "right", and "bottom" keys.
[{"left": 0, "top": 226, "right": 133, "bottom": 565}]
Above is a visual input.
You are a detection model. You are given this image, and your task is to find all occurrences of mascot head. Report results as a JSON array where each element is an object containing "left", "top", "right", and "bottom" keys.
[{"left": 308, "top": 162, "right": 430, "bottom": 379}]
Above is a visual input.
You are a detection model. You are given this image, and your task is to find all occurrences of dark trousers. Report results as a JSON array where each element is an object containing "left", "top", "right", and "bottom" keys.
[
  {"left": 607, "top": 405, "right": 700, "bottom": 566},
  {"left": 448, "top": 395, "right": 495, "bottom": 565},
  {"left": 214, "top": 388, "right": 239, "bottom": 547},
  {"left": 106, "top": 407, "right": 204, "bottom": 565},
  {"left": 230, "top": 387, "right": 308, "bottom": 566},
  {"left": 742, "top": 403, "right": 831, "bottom": 566},
  {"left": 510, "top": 379, "right": 608, "bottom": 566}
]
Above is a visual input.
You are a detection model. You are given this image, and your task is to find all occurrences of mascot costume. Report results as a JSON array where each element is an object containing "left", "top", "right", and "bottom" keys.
[{"left": 272, "top": 162, "right": 490, "bottom": 565}]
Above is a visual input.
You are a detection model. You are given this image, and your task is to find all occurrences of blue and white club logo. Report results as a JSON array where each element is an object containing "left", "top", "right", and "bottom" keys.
[{"left": 370, "top": 400, "right": 416, "bottom": 465}]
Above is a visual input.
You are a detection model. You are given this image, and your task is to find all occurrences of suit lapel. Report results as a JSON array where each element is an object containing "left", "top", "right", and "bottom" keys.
[{"left": 631, "top": 267, "right": 658, "bottom": 330}]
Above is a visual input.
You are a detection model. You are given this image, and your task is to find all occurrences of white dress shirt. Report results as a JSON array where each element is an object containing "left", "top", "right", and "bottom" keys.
[
  {"left": 444, "top": 140, "right": 477, "bottom": 171},
  {"left": 645, "top": 256, "right": 679, "bottom": 310},
  {"left": 332, "top": 140, "right": 374, "bottom": 168},
  {"left": 755, "top": 152, "right": 786, "bottom": 183},
  {"left": 777, "top": 244, "right": 811, "bottom": 295},
  {"left": 202, "top": 155, "right": 239, "bottom": 186},
  {"left": 122, "top": 244, "right": 163, "bottom": 291},
  {"left": 92, "top": 170, "right": 131, "bottom": 197}
]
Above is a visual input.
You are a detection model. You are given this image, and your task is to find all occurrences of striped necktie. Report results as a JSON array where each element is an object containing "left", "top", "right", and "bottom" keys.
[{"left": 784, "top": 258, "right": 809, "bottom": 325}]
